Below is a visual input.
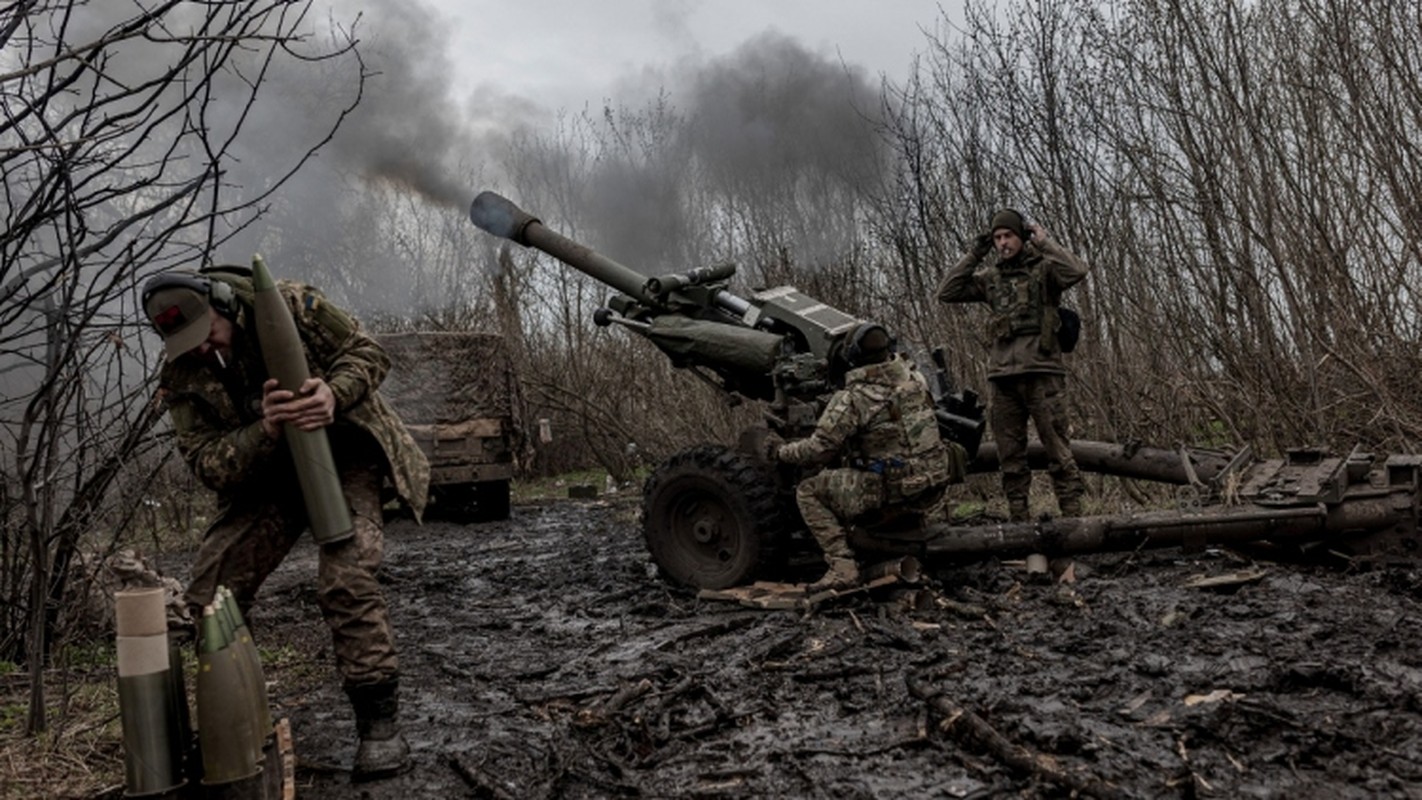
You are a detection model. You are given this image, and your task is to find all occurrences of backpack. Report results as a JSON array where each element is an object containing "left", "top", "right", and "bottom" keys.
[{"left": 1058, "top": 307, "right": 1081, "bottom": 353}]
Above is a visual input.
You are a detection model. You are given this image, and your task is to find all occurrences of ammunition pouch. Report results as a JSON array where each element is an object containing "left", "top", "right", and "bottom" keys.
[
  {"left": 850, "top": 456, "right": 905, "bottom": 476},
  {"left": 854, "top": 451, "right": 949, "bottom": 504},
  {"left": 989, "top": 311, "right": 1040, "bottom": 342}
]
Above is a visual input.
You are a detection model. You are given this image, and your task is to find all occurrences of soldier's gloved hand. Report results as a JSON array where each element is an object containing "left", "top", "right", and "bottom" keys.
[{"left": 971, "top": 232, "right": 993, "bottom": 258}]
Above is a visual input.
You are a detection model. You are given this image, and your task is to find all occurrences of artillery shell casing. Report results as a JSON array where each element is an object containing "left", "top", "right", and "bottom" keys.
[
  {"left": 166, "top": 634, "right": 193, "bottom": 784},
  {"left": 115, "top": 589, "right": 184, "bottom": 795},
  {"left": 196, "top": 607, "right": 260, "bottom": 785},
  {"left": 1025, "top": 553, "right": 1050, "bottom": 576},
  {"left": 218, "top": 587, "right": 272, "bottom": 746},
  {"left": 864, "top": 555, "right": 922, "bottom": 583},
  {"left": 249, "top": 254, "right": 354, "bottom": 545},
  {"left": 212, "top": 593, "right": 262, "bottom": 763}
]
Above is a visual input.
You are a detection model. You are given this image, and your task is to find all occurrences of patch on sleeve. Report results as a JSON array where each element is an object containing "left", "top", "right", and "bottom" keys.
[{"left": 303, "top": 292, "right": 321, "bottom": 313}]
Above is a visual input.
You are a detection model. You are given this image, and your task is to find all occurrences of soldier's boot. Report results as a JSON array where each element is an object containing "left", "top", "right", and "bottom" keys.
[
  {"left": 808, "top": 557, "right": 861, "bottom": 593},
  {"left": 1007, "top": 499, "right": 1030, "bottom": 523},
  {"left": 1058, "top": 496, "right": 1083, "bottom": 517},
  {"left": 347, "top": 680, "right": 412, "bottom": 782}
]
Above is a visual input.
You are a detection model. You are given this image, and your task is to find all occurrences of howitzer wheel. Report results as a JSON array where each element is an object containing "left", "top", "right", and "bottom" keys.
[{"left": 642, "top": 444, "right": 787, "bottom": 590}]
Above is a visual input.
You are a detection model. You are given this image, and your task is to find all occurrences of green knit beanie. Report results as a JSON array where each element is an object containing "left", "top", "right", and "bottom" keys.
[{"left": 990, "top": 208, "right": 1028, "bottom": 241}]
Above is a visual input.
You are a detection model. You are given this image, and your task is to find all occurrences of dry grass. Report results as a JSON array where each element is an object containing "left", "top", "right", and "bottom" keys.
[
  {"left": 0, "top": 636, "right": 330, "bottom": 800},
  {"left": 0, "top": 659, "right": 125, "bottom": 800}
]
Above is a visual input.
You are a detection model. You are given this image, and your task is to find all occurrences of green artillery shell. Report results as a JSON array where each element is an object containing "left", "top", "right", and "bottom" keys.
[
  {"left": 249, "top": 254, "right": 354, "bottom": 545},
  {"left": 196, "top": 607, "right": 259, "bottom": 785},
  {"left": 219, "top": 587, "right": 272, "bottom": 745},
  {"left": 115, "top": 588, "right": 184, "bottom": 795},
  {"left": 212, "top": 593, "right": 261, "bottom": 763}
]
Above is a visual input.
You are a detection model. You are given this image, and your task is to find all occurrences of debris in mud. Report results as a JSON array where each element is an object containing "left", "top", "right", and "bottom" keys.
[{"left": 214, "top": 497, "right": 1422, "bottom": 799}]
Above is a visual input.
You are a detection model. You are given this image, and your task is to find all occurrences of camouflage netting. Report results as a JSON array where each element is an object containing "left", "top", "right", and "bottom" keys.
[
  {"left": 377, "top": 332, "right": 515, "bottom": 424},
  {"left": 70, "top": 549, "right": 191, "bottom": 637}
]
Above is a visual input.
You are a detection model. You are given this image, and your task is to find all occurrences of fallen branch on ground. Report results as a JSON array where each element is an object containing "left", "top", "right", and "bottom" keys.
[{"left": 905, "top": 672, "right": 1128, "bottom": 800}]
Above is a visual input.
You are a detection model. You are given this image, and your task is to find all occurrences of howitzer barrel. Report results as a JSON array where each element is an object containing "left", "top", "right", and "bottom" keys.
[{"left": 470, "top": 191, "right": 653, "bottom": 303}]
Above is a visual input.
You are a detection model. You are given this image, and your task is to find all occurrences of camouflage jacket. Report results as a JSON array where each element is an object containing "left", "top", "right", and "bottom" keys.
[
  {"left": 157, "top": 272, "right": 430, "bottom": 520},
  {"left": 935, "top": 235, "right": 1090, "bottom": 380},
  {"left": 778, "top": 355, "right": 955, "bottom": 498}
]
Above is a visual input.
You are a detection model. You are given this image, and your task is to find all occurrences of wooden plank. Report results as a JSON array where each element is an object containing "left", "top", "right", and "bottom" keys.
[{"left": 276, "top": 718, "right": 295, "bottom": 800}]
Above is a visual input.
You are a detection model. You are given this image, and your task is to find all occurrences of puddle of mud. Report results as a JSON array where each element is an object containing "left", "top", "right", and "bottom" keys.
[{"left": 180, "top": 499, "right": 1422, "bottom": 799}]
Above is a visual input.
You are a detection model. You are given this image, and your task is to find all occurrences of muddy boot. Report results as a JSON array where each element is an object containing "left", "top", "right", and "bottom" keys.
[
  {"left": 1008, "top": 500, "right": 1030, "bottom": 523},
  {"left": 1058, "top": 496, "right": 1083, "bottom": 517},
  {"left": 808, "top": 557, "right": 861, "bottom": 593},
  {"left": 347, "top": 680, "right": 411, "bottom": 782}
]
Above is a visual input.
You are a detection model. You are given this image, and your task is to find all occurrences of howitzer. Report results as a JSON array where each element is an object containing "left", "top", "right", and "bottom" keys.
[
  {"left": 469, "top": 192, "right": 1422, "bottom": 589},
  {"left": 470, "top": 191, "right": 984, "bottom": 445}
]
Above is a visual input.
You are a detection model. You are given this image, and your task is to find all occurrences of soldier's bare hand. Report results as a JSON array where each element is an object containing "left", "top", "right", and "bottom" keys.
[{"left": 261, "top": 377, "right": 337, "bottom": 436}]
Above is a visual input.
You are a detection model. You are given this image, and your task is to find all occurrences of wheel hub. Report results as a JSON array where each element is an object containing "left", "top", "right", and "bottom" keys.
[{"left": 691, "top": 516, "right": 720, "bottom": 544}]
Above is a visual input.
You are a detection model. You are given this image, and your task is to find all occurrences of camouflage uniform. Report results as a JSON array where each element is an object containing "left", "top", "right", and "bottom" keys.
[
  {"left": 778, "top": 355, "right": 964, "bottom": 558},
  {"left": 936, "top": 235, "right": 1090, "bottom": 518},
  {"left": 158, "top": 270, "right": 429, "bottom": 688}
]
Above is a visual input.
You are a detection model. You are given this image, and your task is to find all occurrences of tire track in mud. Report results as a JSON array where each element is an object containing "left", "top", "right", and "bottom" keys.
[{"left": 235, "top": 498, "right": 1422, "bottom": 798}]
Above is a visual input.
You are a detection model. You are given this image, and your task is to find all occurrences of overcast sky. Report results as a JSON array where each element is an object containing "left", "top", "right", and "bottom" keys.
[{"left": 340, "top": 0, "right": 961, "bottom": 117}]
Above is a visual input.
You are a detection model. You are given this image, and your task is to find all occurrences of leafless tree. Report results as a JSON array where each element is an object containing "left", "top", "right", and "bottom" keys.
[
  {"left": 0, "top": 0, "right": 365, "bottom": 734},
  {"left": 873, "top": 0, "right": 1422, "bottom": 464}
]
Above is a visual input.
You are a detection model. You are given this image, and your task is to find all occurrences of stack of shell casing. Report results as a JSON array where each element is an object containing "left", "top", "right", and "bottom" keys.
[
  {"left": 196, "top": 585, "right": 271, "bottom": 788},
  {"left": 116, "top": 587, "right": 188, "bottom": 797}
]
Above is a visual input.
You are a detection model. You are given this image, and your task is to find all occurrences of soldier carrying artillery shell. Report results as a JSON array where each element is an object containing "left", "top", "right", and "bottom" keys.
[{"left": 141, "top": 263, "right": 429, "bottom": 782}]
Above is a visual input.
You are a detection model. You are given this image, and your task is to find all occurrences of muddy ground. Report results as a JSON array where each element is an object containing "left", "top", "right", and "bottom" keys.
[{"left": 219, "top": 494, "right": 1422, "bottom": 799}]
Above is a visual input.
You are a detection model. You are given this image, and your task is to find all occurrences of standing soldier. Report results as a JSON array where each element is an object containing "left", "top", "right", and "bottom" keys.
[
  {"left": 773, "top": 323, "right": 964, "bottom": 591},
  {"left": 936, "top": 208, "right": 1090, "bottom": 521},
  {"left": 141, "top": 265, "right": 430, "bottom": 781}
]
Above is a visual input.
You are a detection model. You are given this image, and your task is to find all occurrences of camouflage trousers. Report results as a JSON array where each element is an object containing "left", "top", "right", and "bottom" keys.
[
  {"left": 795, "top": 468, "right": 950, "bottom": 560},
  {"left": 185, "top": 433, "right": 398, "bottom": 689},
  {"left": 989, "top": 373, "right": 1084, "bottom": 513},
  {"left": 795, "top": 468, "right": 881, "bottom": 559}
]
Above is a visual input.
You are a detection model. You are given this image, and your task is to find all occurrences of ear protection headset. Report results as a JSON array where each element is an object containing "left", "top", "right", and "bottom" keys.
[
  {"left": 141, "top": 270, "right": 238, "bottom": 316},
  {"left": 845, "top": 322, "right": 898, "bottom": 367}
]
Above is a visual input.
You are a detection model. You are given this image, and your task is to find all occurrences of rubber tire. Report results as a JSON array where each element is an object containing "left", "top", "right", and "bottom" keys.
[
  {"left": 429, "top": 480, "right": 510, "bottom": 523},
  {"left": 474, "top": 479, "right": 511, "bottom": 521},
  {"left": 642, "top": 444, "right": 786, "bottom": 590},
  {"left": 428, "top": 484, "right": 478, "bottom": 524}
]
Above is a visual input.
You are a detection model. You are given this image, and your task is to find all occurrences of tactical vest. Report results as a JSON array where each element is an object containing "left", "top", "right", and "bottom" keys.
[
  {"left": 984, "top": 260, "right": 1045, "bottom": 341},
  {"left": 853, "top": 360, "right": 950, "bottom": 499}
]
